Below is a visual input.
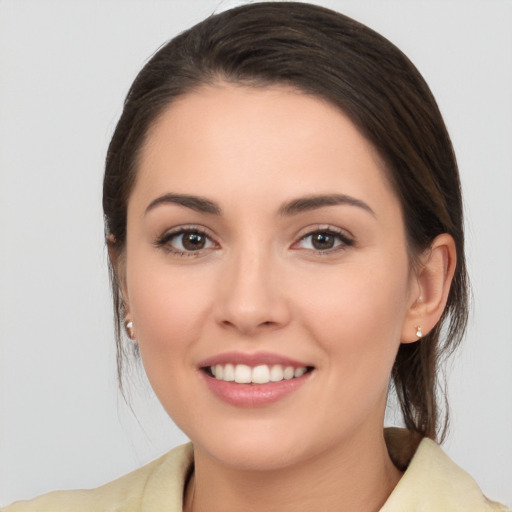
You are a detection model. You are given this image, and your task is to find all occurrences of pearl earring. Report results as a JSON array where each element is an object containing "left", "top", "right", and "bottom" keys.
[
  {"left": 415, "top": 326, "right": 423, "bottom": 339},
  {"left": 125, "top": 320, "right": 134, "bottom": 339}
]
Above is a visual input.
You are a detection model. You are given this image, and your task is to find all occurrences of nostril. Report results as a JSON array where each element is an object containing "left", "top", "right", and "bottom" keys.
[{"left": 222, "top": 319, "right": 272, "bottom": 326}]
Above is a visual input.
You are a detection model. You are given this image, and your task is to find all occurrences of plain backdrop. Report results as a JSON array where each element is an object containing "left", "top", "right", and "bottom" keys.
[{"left": 0, "top": 0, "right": 511, "bottom": 507}]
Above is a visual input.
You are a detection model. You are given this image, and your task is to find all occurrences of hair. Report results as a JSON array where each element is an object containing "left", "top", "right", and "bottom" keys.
[{"left": 103, "top": 1, "right": 469, "bottom": 442}]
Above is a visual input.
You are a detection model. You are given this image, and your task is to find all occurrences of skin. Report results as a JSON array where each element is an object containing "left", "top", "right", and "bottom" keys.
[{"left": 119, "top": 84, "right": 455, "bottom": 512}]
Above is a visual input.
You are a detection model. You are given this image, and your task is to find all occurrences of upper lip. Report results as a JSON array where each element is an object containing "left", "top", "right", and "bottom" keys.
[{"left": 198, "top": 351, "right": 312, "bottom": 369}]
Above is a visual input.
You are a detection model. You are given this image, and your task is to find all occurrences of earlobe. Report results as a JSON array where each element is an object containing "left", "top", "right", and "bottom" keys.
[
  {"left": 124, "top": 319, "right": 136, "bottom": 340},
  {"left": 401, "top": 233, "right": 457, "bottom": 343},
  {"left": 107, "top": 234, "right": 133, "bottom": 338}
]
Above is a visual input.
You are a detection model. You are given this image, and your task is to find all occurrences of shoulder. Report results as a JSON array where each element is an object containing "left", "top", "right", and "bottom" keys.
[
  {"left": 1, "top": 443, "right": 193, "bottom": 512},
  {"left": 382, "top": 428, "right": 510, "bottom": 511}
]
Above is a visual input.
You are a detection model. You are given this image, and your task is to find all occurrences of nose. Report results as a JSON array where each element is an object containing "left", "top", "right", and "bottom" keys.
[{"left": 214, "top": 247, "right": 291, "bottom": 336}]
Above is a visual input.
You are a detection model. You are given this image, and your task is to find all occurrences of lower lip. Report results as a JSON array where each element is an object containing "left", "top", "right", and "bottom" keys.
[{"left": 202, "top": 371, "right": 312, "bottom": 407}]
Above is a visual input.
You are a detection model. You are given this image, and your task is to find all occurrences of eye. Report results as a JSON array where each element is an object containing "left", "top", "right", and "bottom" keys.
[
  {"left": 155, "top": 228, "right": 216, "bottom": 254},
  {"left": 295, "top": 228, "right": 354, "bottom": 252}
]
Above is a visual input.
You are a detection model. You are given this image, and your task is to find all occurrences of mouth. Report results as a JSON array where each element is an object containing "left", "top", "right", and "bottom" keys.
[
  {"left": 203, "top": 363, "right": 314, "bottom": 384},
  {"left": 198, "top": 352, "right": 315, "bottom": 407}
]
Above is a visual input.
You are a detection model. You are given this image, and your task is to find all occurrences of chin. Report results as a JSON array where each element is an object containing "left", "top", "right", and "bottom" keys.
[{"left": 189, "top": 422, "right": 312, "bottom": 471}]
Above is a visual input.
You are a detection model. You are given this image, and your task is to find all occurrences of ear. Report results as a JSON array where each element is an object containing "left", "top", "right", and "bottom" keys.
[
  {"left": 107, "top": 235, "right": 135, "bottom": 339},
  {"left": 401, "top": 233, "right": 457, "bottom": 343}
]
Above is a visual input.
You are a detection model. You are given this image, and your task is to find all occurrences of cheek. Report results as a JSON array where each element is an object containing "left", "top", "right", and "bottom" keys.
[
  {"left": 125, "top": 254, "right": 214, "bottom": 366},
  {"left": 295, "top": 255, "right": 410, "bottom": 378},
  {"left": 124, "top": 260, "right": 218, "bottom": 425}
]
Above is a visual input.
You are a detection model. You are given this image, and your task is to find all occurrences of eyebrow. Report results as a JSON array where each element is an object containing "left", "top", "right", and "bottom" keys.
[
  {"left": 144, "top": 192, "right": 374, "bottom": 217},
  {"left": 145, "top": 193, "right": 221, "bottom": 215},
  {"left": 279, "top": 194, "right": 375, "bottom": 217}
]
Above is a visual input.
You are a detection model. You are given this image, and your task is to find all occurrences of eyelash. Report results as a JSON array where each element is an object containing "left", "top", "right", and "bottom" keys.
[
  {"left": 154, "top": 225, "right": 355, "bottom": 257},
  {"left": 153, "top": 226, "right": 218, "bottom": 257},
  {"left": 294, "top": 227, "right": 355, "bottom": 255}
]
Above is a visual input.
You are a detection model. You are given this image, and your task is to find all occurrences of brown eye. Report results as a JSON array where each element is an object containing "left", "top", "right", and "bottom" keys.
[
  {"left": 295, "top": 229, "right": 354, "bottom": 253},
  {"left": 156, "top": 228, "right": 215, "bottom": 254},
  {"left": 182, "top": 231, "right": 207, "bottom": 251},
  {"left": 311, "top": 232, "right": 336, "bottom": 250}
]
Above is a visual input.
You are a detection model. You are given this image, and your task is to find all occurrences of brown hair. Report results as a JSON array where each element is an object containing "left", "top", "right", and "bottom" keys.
[{"left": 103, "top": 2, "right": 469, "bottom": 441}]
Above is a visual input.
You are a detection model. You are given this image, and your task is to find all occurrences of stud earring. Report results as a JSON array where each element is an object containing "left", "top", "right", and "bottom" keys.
[
  {"left": 415, "top": 326, "right": 423, "bottom": 339},
  {"left": 125, "top": 320, "right": 135, "bottom": 339}
]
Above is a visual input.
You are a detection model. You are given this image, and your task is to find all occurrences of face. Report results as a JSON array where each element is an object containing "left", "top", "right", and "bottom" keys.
[{"left": 122, "top": 84, "right": 419, "bottom": 471}]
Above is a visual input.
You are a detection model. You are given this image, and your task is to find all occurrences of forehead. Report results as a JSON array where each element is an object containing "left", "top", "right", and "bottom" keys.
[{"left": 134, "top": 83, "right": 397, "bottom": 214}]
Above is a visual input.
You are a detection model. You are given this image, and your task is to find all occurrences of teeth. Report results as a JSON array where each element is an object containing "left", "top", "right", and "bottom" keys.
[
  {"left": 234, "top": 364, "right": 252, "bottom": 383},
  {"left": 283, "top": 366, "right": 295, "bottom": 380},
  {"left": 252, "top": 365, "right": 270, "bottom": 384},
  {"left": 223, "top": 363, "right": 235, "bottom": 381},
  {"left": 269, "top": 364, "right": 284, "bottom": 382},
  {"left": 209, "top": 364, "right": 309, "bottom": 384},
  {"left": 294, "top": 367, "right": 306, "bottom": 378}
]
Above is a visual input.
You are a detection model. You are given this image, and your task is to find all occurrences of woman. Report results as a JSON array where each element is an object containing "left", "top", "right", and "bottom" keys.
[{"left": 2, "top": 2, "right": 510, "bottom": 511}]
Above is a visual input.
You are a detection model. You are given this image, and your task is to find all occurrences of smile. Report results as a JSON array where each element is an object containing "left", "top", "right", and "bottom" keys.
[
  {"left": 199, "top": 352, "right": 315, "bottom": 407},
  {"left": 207, "top": 364, "right": 310, "bottom": 384}
]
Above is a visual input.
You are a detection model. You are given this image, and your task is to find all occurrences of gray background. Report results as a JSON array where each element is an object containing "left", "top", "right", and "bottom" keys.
[{"left": 1, "top": 0, "right": 511, "bottom": 507}]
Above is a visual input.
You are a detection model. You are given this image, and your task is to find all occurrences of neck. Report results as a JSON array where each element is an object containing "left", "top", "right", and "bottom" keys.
[{"left": 185, "top": 428, "right": 402, "bottom": 512}]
